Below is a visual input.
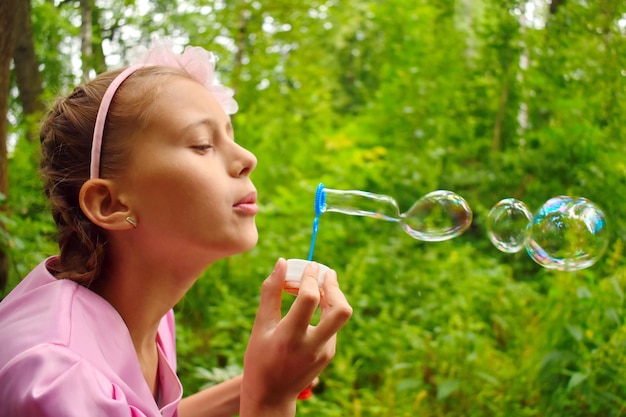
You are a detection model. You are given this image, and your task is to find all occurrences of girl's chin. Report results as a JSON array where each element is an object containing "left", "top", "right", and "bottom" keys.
[
  {"left": 244, "top": 232, "right": 260, "bottom": 251},
  {"left": 236, "top": 229, "right": 259, "bottom": 253},
  {"left": 202, "top": 227, "right": 259, "bottom": 260}
]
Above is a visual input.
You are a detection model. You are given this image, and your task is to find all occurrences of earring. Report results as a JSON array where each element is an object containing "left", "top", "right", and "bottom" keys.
[{"left": 125, "top": 216, "right": 138, "bottom": 228}]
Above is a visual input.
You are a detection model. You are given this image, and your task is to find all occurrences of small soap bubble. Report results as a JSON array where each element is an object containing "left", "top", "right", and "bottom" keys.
[
  {"left": 525, "top": 196, "right": 609, "bottom": 271},
  {"left": 487, "top": 198, "right": 533, "bottom": 253},
  {"left": 400, "top": 190, "right": 473, "bottom": 242}
]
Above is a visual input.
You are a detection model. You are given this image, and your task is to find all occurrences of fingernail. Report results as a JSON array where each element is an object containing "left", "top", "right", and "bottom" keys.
[{"left": 272, "top": 258, "right": 284, "bottom": 274}]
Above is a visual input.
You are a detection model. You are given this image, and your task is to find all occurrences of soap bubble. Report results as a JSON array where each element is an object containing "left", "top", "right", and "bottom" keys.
[
  {"left": 486, "top": 195, "right": 609, "bottom": 271},
  {"left": 525, "top": 196, "right": 609, "bottom": 271},
  {"left": 400, "top": 190, "right": 473, "bottom": 242},
  {"left": 486, "top": 198, "right": 533, "bottom": 253}
]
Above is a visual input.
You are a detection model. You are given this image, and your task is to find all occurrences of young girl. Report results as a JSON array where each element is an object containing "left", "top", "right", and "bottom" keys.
[{"left": 0, "top": 41, "right": 352, "bottom": 416}]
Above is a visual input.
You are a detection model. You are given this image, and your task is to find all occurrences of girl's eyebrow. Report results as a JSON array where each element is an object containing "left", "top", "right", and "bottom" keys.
[
  {"left": 181, "top": 118, "right": 213, "bottom": 133},
  {"left": 181, "top": 118, "right": 234, "bottom": 138}
]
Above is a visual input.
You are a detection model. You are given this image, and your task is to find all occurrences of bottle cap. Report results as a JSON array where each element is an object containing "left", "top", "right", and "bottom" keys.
[{"left": 284, "top": 258, "right": 330, "bottom": 295}]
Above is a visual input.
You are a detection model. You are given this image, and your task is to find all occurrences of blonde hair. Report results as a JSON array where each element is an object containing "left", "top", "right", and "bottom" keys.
[{"left": 39, "top": 66, "right": 193, "bottom": 285}]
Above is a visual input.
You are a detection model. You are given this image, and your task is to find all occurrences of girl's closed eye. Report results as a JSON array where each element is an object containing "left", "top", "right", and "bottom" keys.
[{"left": 191, "top": 143, "right": 214, "bottom": 153}]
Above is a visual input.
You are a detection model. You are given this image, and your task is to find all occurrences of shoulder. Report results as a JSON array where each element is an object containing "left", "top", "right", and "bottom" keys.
[
  {"left": 0, "top": 257, "right": 120, "bottom": 366},
  {"left": 0, "top": 344, "right": 140, "bottom": 417},
  {"left": 0, "top": 258, "right": 78, "bottom": 359}
]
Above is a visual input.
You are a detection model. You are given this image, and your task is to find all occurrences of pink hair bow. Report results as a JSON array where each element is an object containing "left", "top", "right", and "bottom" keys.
[{"left": 135, "top": 39, "right": 238, "bottom": 115}]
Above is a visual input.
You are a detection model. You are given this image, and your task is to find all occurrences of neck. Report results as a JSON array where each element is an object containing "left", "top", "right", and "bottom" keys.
[
  {"left": 90, "top": 269, "right": 168, "bottom": 353},
  {"left": 90, "top": 247, "right": 207, "bottom": 398},
  {"left": 90, "top": 241, "right": 212, "bottom": 345},
  {"left": 85, "top": 230, "right": 218, "bottom": 399}
]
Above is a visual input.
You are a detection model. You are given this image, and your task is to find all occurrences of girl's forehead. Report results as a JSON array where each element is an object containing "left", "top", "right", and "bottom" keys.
[
  {"left": 151, "top": 77, "right": 210, "bottom": 107},
  {"left": 141, "top": 78, "right": 228, "bottom": 132}
]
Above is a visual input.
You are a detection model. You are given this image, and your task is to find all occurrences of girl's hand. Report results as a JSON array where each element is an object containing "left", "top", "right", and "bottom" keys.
[{"left": 240, "top": 258, "right": 352, "bottom": 417}]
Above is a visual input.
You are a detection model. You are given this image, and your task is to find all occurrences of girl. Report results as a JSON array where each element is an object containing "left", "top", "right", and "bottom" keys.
[{"left": 0, "top": 41, "right": 352, "bottom": 416}]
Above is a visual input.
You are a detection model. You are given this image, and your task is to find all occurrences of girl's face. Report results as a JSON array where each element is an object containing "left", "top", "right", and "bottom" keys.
[{"left": 119, "top": 77, "right": 258, "bottom": 266}]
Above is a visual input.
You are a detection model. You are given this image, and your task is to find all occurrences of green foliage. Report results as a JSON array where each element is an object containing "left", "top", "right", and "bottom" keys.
[
  {"left": 5, "top": 0, "right": 626, "bottom": 415},
  {"left": 3, "top": 138, "right": 56, "bottom": 288}
]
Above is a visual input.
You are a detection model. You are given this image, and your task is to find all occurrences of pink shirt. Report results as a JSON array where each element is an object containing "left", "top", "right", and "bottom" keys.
[{"left": 0, "top": 257, "right": 183, "bottom": 416}]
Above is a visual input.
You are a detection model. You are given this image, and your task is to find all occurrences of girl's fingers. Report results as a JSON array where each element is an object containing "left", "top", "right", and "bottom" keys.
[
  {"left": 311, "top": 269, "right": 353, "bottom": 344},
  {"left": 254, "top": 259, "right": 352, "bottom": 347},
  {"left": 281, "top": 262, "right": 322, "bottom": 335},
  {"left": 252, "top": 258, "right": 287, "bottom": 329}
]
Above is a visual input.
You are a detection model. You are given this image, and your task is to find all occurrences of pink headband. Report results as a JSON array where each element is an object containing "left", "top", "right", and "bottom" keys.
[
  {"left": 90, "top": 64, "right": 144, "bottom": 179},
  {"left": 89, "top": 40, "right": 238, "bottom": 179}
]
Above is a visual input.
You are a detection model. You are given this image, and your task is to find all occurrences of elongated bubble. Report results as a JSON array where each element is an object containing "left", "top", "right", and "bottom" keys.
[
  {"left": 399, "top": 190, "right": 473, "bottom": 242},
  {"left": 318, "top": 185, "right": 473, "bottom": 242},
  {"left": 525, "top": 196, "right": 609, "bottom": 271},
  {"left": 487, "top": 198, "right": 533, "bottom": 253},
  {"left": 321, "top": 188, "right": 400, "bottom": 222}
]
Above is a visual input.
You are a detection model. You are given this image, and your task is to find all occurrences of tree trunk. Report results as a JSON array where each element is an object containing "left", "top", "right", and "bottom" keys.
[
  {"left": 0, "top": 0, "right": 20, "bottom": 292},
  {"left": 230, "top": 7, "right": 249, "bottom": 125},
  {"left": 80, "top": 0, "right": 93, "bottom": 81},
  {"left": 13, "top": 0, "right": 44, "bottom": 142},
  {"left": 91, "top": 5, "right": 106, "bottom": 74},
  {"left": 493, "top": 72, "right": 509, "bottom": 153},
  {"left": 232, "top": 7, "right": 249, "bottom": 92},
  {"left": 549, "top": 0, "right": 566, "bottom": 14}
]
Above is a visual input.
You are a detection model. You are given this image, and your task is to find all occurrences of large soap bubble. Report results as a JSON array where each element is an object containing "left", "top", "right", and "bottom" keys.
[{"left": 525, "top": 196, "right": 609, "bottom": 271}]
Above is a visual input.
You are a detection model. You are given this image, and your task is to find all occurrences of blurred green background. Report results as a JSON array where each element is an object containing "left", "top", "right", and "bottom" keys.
[{"left": 2, "top": 0, "right": 626, "bottom": 415}]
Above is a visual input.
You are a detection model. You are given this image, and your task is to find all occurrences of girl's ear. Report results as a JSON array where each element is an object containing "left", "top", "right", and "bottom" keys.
[{"left": 79, "top": 179, "right": 135, "bottom": 230}]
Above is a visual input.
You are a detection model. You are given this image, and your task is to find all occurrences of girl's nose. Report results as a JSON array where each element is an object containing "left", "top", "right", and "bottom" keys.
[{"left": 232, "top": 144, "right": 257, "bottom": 177}]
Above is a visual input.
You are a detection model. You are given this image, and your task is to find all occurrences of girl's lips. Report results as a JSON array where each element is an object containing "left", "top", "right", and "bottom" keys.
[{"left": 234, "top": 191, "right": 259, "bottom": 215}]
